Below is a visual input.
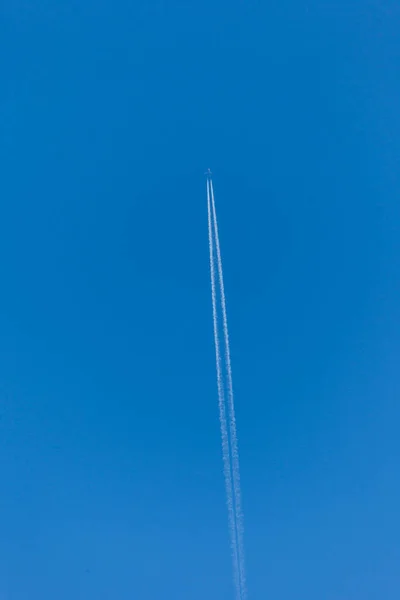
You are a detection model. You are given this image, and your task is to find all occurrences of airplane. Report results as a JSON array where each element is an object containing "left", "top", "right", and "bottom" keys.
[{"left": 205, "top": 168, "right": 212, "bottom": 178}]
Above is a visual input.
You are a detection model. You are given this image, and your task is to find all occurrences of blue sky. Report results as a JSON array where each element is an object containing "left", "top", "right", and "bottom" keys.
[{"left": 1, "top": 1, "right": 400, "bottom": 598}]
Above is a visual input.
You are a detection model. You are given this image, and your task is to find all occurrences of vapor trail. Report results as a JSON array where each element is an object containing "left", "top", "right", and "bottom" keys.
[
  {"left": 210, "top": 179, "right": 247, "bottom": 600},
  {"left": 207, "top": 180, "right": 241, "bottom": 600}
]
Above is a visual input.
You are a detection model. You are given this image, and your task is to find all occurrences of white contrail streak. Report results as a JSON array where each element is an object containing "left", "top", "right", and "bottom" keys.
[
  {"left": 207, "top": 180, "right": 241, "bottom": 600},
  {"left": 210, "top": 179, "right": 247, "bottom": 600}
]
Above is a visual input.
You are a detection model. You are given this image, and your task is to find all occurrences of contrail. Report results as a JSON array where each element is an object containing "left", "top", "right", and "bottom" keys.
[
  {"left": 210, "top": 179, "right": 247, "bottom": 600},
  {"left": 207, "top": 179, "right": 241, "bottom": 600}
]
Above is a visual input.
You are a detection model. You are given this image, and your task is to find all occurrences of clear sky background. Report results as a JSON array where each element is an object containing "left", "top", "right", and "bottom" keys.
[{"left": 1, "top": 1, "right": 400, "bottom": 599}]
